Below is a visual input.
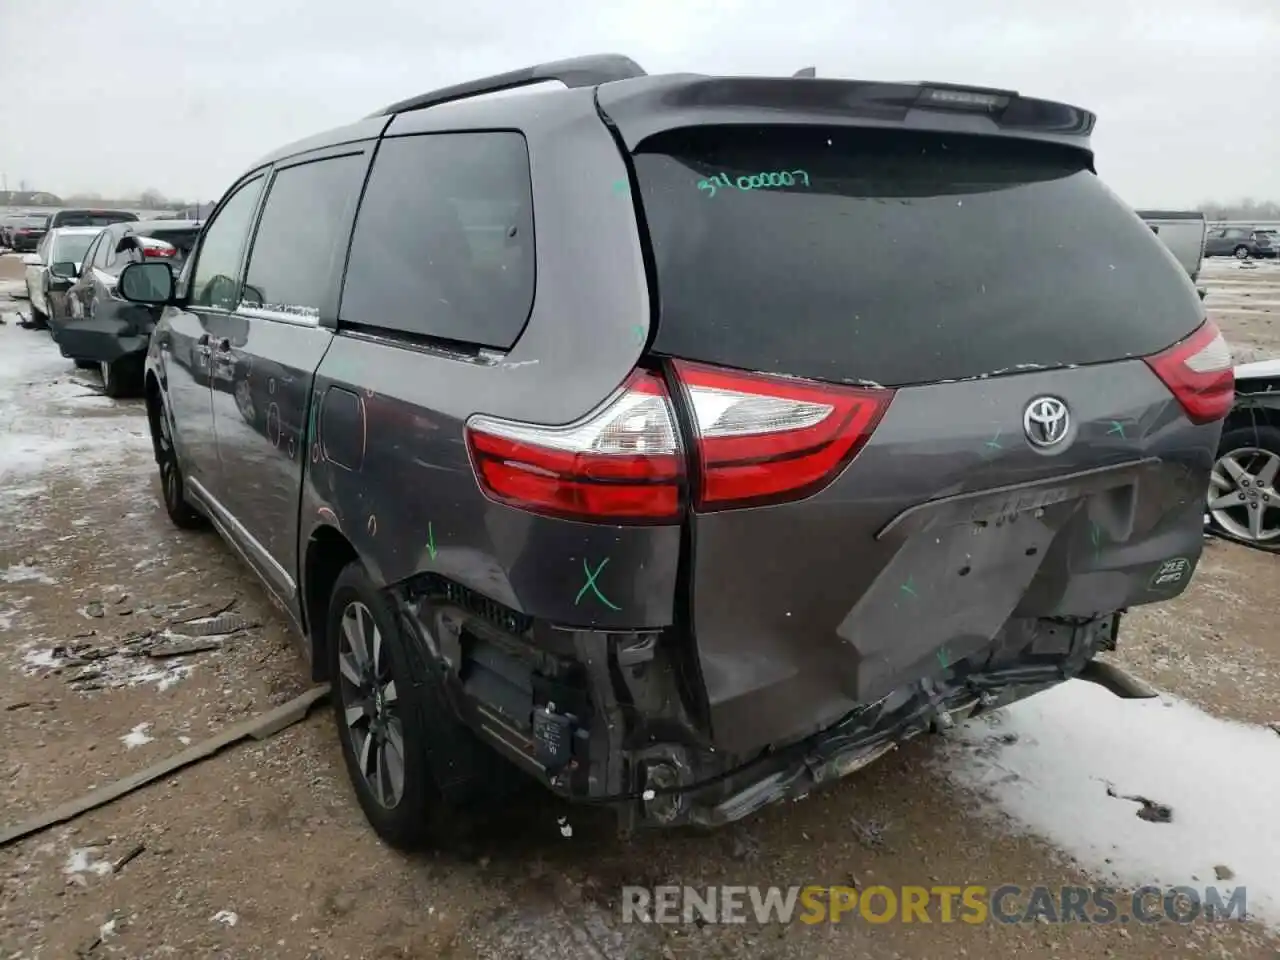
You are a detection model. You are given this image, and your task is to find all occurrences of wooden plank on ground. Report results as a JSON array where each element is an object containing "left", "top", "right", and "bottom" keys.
[{"left": 0, "top": 684, "right": 330, "bottom": 849}]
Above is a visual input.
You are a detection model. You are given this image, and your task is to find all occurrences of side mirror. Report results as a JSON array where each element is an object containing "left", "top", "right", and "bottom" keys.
[
  {"left": 115, "top": 235, "right": 138, "bottom": 254},
  {"left": 118, "top": 261, "right": 175, "bottom": 304},
  {"left": 21, "top": 253, "right": 42, "bottom": 266},
  {"left": 49, "top": 261, "right": 78, "bottom": 280}
]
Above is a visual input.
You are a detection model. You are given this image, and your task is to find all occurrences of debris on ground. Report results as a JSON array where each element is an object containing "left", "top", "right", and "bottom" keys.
[
  {"left": 1105, "top": 786, "right": 1173, "bottom": 823},
  {"left": 849, "top": 816, "right": 890, "bottom": 849},
  {"left": 112, "top": 841, "right": 146, "bottom": 873}
]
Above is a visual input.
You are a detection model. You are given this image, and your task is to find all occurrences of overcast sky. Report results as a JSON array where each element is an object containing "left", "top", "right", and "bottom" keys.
[{"left": 1, "top": 0, "right": 1276, "bottom": 206}]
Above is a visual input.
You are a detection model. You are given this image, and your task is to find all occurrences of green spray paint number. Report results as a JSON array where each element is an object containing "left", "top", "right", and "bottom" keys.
[{"left": 697, "top": 170, "right": 811, "bottom": 198}]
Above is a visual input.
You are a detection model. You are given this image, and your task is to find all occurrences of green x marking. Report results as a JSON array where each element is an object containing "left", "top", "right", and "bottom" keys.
[
  {"left": 1090, "top": 520, "right": 1103, "bottom": 561},
  {"left": 575, "top": 558, "right": 621, "bottom": 611},
  {"left": 984, "top": 430, "right": 1003, "bottom": 452},
  {"left": 1107, "top": 420, "right": 1127, "bottom": 439},
  {"left": 900, "top": 575, "right": 918, "bottom": 599},
  {"left": 612, "top": 180, "right": 629, "bottom": 195},
  {"left": 426, "top": 522, "right": 437, "bottom": 561},
  {"left": 937, "top": 646, "right": 951, "bottom": 669}
]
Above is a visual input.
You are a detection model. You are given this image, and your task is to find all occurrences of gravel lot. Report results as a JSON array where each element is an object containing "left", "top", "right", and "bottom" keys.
[{"left": 1, "top": 252, "right": 1278, "bottom": 959}]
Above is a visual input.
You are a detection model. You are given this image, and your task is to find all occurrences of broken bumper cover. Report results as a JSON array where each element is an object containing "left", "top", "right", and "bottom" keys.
[{"left": 630, "top": 615, "right": 1121, "bottom": 830}]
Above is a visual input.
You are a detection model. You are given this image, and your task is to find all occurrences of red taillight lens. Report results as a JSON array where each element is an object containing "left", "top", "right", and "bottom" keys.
[
  {"left": 465, "top": 369, "right": 683, "bottom": 523},
  {"left": 142, "top": 243, "right": 176, "bottom": 258},
  {"left": 671, "top": 360, "right": 894, "bottom": 511},
  {"left": 464, "top": 362, "right": 895, "bottom": 522},
  {"left": 1143, "top": 319, "right": 1234, "bottom": 425}
]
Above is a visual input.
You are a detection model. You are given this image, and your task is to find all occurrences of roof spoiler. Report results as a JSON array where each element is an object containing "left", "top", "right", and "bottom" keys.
[{"left": 367, "top": 53, "right": 647, "bottom": 118}]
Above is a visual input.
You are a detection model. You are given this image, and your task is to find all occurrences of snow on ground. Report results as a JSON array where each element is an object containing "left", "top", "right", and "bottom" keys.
[
  {"left": 940, "top": 679, "right": 1280, "bottom": 929},
  {"left": 0, "top": 315, "right": 152, "bottom": 493}
]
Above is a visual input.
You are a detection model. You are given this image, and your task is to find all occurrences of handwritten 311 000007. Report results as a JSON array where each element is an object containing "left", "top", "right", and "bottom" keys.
[{"left": 698, "top": 170, "right": 811, "bottom": 197}]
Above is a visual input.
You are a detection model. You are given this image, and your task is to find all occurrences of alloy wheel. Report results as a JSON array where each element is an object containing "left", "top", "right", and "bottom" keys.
[
  {"left": 1208, "top": 447, "right": 1280, "bottom": 543},
  {"left": 154, "top": 402, "right": 182, "bottom": 509},
  {"left": 336, "top": 601, "right": 406, "bottom": 809}
]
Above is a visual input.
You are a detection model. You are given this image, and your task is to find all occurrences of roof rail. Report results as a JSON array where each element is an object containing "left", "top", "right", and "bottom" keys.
[{"left": 368, "top": 53, "right": 647, "bottom": 118}]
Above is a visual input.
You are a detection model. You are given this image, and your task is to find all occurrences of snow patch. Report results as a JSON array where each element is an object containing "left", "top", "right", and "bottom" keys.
[
  {"left": 63, "top": 847, "right": 113, "bottom": 878},
  {"left": 940, "top": 679, "right": 1280, "bottom": 929},
  {"left": 121, "top": 722, "right": 154, "bottom": 748},
  {"left": 0, "top": 320, "right": 151, "bottom": 491},
  {"left": 1, "top": 563, "right": 58, "bottom": 585}
]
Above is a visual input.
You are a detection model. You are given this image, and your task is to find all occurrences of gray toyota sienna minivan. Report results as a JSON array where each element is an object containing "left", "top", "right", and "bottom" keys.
[{"left": 114, "top": 55, "right": 1234, "bottom": 849}]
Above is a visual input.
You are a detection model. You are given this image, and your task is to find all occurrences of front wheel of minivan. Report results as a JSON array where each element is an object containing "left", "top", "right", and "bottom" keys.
[
  {"left": 1233, "top": 245, "right": 1250, "bottom": 260},
  {"left": 327, "top": 562, "right": 505, "bottom": 850},
  {"left": 152, "top": 394, "right": 207, "bottom": 530}
]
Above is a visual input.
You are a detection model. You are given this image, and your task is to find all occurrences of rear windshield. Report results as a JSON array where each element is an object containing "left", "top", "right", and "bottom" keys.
[
  {"left": 634, "top": 126, "right": 1204, "bottom": 387},
  {"left": 53, "top": 211, "right": 138, "bottom": 228}
]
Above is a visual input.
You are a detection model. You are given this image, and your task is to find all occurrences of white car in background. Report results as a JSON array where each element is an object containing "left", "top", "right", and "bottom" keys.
[{"left": 22, "top": 226, "right": 102, "bottom": 328}]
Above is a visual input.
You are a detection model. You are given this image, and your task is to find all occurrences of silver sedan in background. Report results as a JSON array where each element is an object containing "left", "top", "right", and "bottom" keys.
[{"left": 22, "top": 226, "right": 102, "bottom": 328}]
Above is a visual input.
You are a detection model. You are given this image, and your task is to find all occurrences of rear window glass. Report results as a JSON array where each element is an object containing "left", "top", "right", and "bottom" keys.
[{"left": 634, "top": 126, "right": 1204, "bottom": 387}]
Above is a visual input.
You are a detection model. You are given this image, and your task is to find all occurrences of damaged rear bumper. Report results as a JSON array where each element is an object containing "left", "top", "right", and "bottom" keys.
[{"left": 395, "top": 575, "right": 1130, "bottom": 831}]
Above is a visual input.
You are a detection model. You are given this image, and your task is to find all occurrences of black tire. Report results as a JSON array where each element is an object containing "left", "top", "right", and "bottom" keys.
[
  {"left": 74, "top": 359, "right": 96, "bottom": 370},
  {"left": 1233, "top": 245, "right": 1250, "bottom": 260},
  {"left": 327, "top": 561, "right": 504, "bottom": 850},
  {"left": 101, "top": 357, "right": 142, "bottom": 399},
  {"left": 152, "top": 393, "right": 207, "bottom": 530}
]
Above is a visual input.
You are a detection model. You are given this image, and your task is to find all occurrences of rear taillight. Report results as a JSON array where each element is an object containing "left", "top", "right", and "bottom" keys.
[
  {"left": 142, "top": 242, "right": 176, "bottom": 258},
  {"left": 464, "top": 362, "right": 894, "bottom": 523},
  {"left": 465, "top": 369, "right": 683, "bottom": 522},
  {"left": 1144, "top": 319, "right": 1234, "bottom": 424},
  {"left": 671, "top": 360, "right": 894, "bottom": 511}
]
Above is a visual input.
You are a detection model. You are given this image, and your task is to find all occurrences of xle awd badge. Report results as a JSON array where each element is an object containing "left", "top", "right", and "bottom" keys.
[{"left": 1148, "top": 557, "right": 1192, "bottom": 590}]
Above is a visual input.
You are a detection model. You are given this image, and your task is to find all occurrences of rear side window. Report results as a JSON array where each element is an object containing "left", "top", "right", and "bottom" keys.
[
  {"left": 340, "top": 132, "right": 535, "bottom": 348},
  {"left": 634, "top": 126, "right": 1204, "bottom": 387},
  {"left": 241, "top": 154, "right": 366, "bottom": 320}
]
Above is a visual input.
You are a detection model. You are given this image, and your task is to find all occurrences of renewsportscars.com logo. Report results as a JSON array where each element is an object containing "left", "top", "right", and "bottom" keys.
[{"left": 621, "top": 884, "right": 1248, "bottom": 926}]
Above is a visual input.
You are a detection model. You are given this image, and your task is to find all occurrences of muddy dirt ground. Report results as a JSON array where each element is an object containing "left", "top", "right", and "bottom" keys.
[{"left": 1, "top": 253, "right": 1279, "bottom": 959}]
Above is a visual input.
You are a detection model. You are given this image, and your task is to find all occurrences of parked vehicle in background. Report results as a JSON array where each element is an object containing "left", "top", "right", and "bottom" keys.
[
  {"left": 46, "top": 208, "right": 139, "bottom": 231},
  {"left": 2, "top": 213, "right": 50, "bottom": 252},
  {"left": 47, "top": 220, "right": 193, "bottom": 396},
  {"left": 21, "top": 226, "right": 102, "bottom": 327},
  {"left": 120, "top": 55, "right": 1231, "bottom": 850},
  {"left": 1137, "top": 210, "right": 1206, "bottom": 283},
  {"left": 1204, "top": 225, "right": 1275, "bottom": 259},
  {"left": 122, "top": 219, "right": 202, "bottom": 267},
  {"left": 1207, "top": 357, "right": 1280, "bottom": 548}
]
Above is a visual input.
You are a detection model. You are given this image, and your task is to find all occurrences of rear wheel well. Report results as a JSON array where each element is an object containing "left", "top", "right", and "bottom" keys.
[
  {"left": 1222, "top": 401, "right": 1280, "bottom": 442},
  {"left": 304, "top": 525, "right": 358, "bottom": 682}
]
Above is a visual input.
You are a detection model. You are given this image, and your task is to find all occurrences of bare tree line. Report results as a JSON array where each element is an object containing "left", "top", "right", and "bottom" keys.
[{"left": 1197, "top": 199, "right": 1280, "bottom": 221}]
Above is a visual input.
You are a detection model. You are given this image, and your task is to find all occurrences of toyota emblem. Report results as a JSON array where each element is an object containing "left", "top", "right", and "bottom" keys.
[{"left": 1023, "top": 396, "right": 1070, "bottom": 448}]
